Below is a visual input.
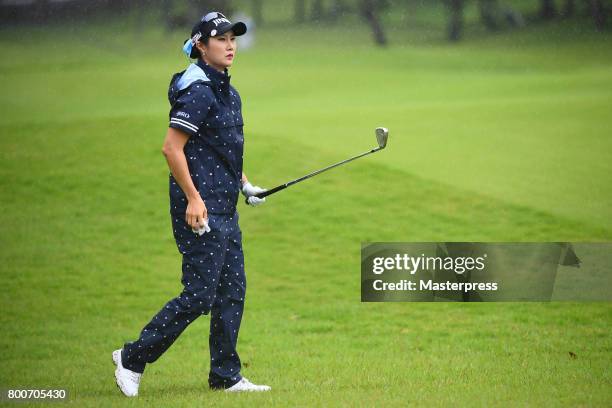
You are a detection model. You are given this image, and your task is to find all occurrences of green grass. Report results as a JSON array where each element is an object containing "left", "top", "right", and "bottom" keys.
[{"left": 1, "top": 13, "right": 611, "bottom": 408}]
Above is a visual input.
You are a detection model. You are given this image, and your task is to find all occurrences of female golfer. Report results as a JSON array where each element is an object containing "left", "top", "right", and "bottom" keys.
[{"left": 112, "top": 11, "right": 271, "bottom": 396}]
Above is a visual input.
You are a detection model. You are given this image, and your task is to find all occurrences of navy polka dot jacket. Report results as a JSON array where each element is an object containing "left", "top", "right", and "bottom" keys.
[{"left": 167, "top": 59, "right": 245, "bottom": 214}]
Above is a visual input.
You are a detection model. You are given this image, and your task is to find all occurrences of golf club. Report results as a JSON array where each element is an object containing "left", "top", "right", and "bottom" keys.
[{"left": 245, "top": 127, "right": 389, "bottom": 203}]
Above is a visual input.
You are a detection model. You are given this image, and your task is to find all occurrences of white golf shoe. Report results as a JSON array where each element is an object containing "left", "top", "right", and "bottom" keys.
[
  {"left": 225, "top": 377, "right": 271, "bottom": 392},
  {"left": 112, "top": 349, "right": 142, "bottom": 397}
]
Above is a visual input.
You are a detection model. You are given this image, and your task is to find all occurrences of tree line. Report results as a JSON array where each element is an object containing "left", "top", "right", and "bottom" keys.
[
  {"left": 447, "top": 0, "right": 608, "bottom": 41},
  {"left": 1, "top": 0, "right": 608, "bottom": 44}
]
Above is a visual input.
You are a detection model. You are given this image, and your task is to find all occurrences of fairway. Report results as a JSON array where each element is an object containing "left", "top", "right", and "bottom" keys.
[{"left": 1, "top": 10, "right": 611, "bottom": 408}]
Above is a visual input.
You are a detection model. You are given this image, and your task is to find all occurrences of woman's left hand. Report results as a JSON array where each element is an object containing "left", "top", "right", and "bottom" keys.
[{"left": 241, "top": 182, "right": 266, "bottom": 206}]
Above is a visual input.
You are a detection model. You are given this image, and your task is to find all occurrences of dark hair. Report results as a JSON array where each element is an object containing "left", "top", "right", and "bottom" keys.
[{"left": 191, "top": 36, "right": 210, "bottom": 59}]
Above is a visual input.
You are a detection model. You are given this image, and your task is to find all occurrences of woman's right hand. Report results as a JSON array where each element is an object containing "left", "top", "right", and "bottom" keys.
[{"left": 185, "top": 195, "right": 208, "bottom": 229}]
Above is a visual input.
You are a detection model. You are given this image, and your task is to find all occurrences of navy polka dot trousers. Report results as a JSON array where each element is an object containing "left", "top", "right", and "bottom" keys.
[{"left": 122, "top": 210, "right": 246, "bottom": 390}]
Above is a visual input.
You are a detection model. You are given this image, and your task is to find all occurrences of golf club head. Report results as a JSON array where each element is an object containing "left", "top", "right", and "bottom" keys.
[{"left": 375, "top": 127, "right": 389, "bottom": 149}]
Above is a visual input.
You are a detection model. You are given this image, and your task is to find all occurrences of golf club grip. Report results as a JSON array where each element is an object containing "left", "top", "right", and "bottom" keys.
[{"left": 244, "top": 184, "right": 287, "bottom": 204}]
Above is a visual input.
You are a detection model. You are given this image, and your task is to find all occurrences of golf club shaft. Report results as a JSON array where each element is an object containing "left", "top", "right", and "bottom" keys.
[{"left": 245, "top": 146, "right": 382, "bottom": 203}]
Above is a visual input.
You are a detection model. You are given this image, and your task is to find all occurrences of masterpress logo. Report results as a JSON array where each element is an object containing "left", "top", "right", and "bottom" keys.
[
  {"left": 361, "top": 242, "right": 612, "bottom": 302},
  {"left": 370, "top": 253, "right": 497, "bottom": 293}
]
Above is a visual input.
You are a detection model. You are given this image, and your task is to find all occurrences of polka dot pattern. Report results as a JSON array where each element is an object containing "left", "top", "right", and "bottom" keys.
[
  {"left": 122, "top": 211, "right": 246, "bottom": 389},
  {"left": 167, "top": 60, "right": 245, "bottom": 215}
]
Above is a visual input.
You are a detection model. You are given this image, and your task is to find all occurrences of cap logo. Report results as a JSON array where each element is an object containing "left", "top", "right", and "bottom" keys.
[
  {"left": 211, "top": 17, "right": 230, "bottom": 26},
  {"left": 190, "top": 32, "right": 202, "bottom": 45},
  {"left": 210, "top": 29, "right": 217, "bottom": 36}
]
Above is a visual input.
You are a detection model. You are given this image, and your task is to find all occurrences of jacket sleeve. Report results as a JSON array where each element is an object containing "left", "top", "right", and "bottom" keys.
[{"left": 168, "top": 83, "right": 214, "bottom": 136}]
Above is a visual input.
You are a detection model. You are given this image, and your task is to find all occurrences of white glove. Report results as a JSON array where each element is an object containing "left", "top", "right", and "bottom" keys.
[
  {"left": 241, "top": 182, "right": 266, "bottom": 206},
  {"left": 192, "top": 218, "right": 211, "bottom": 236}
]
